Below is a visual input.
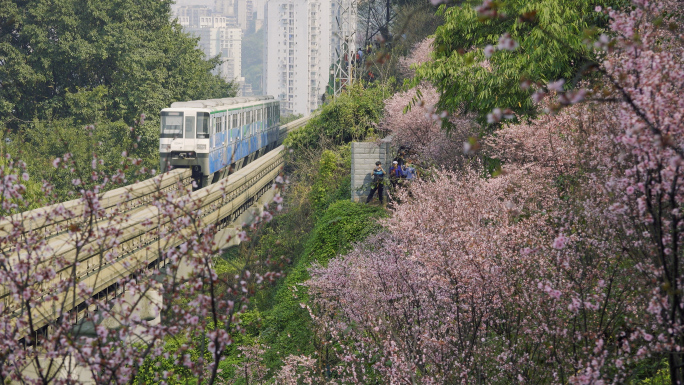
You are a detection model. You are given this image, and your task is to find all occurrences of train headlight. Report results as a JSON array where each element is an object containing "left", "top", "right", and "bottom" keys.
[
  {"left": 196, "top": 144, "right": 207, "bottom": 150},
  {"left": 160, "top": 144, "right": 170, "bottom": 152}
]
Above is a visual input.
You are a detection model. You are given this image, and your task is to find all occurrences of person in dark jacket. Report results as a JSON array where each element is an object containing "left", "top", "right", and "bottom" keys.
[
  {"left": 366, "top": 161, "right": 385, "bottom": 204},
  {"left": 389, "top": 160, "right": 404, "bottom": 190}
]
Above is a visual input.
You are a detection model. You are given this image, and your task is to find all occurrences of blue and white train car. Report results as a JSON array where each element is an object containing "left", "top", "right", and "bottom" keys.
[{"left": 159, "top": 96, "right": 281, "bottom": 188}]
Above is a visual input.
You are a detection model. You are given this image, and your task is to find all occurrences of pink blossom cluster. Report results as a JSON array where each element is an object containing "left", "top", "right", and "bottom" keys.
[
  {"left": 398, "top": 37, "right": 435, "bottom": 77},
  {"left": 474, "top": 0, "right": 504, "bottom": 20},
  {"left": 380, "top": 84, "right": 474, "bottom": 168},
  {"left": 483, "top": 32, "right": 520, "bottom": 59}
]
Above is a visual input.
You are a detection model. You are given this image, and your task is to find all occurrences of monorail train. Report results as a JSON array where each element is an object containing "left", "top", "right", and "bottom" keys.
[{"left": 159, "top": 96, "right": 280, "bottom": 188}]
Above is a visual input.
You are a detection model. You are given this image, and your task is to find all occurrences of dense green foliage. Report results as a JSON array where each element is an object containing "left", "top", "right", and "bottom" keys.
[
  {"left": 284, "top": 82, "right": 390, "bottom": 151},
  {"left": 309, "top": 150, "right": 343, "bottom": 213},
  {"left": 0, "top": 0, "right": 236, "bottom": 127},
  {"left": 0, "top": 155, "right": 45, "bottom": 213},
  {"left": 415, "top": 0, "right": 616, "bottom": 124},
  {"left": 5, "top": 118, "right": 159, "bottom": 202},
  {"left": 279, "top": 113, "right": 304, "bottom": 125}
]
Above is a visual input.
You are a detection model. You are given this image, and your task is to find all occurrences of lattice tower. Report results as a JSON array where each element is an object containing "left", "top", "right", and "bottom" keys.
[{"left": 331, "top": 0, "right": 357, "bottom": 96}]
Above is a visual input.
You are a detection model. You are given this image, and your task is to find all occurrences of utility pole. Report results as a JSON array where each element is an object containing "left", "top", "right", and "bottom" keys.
[{"left": 386, "top": 0, "right": 390, "bottom": 30}]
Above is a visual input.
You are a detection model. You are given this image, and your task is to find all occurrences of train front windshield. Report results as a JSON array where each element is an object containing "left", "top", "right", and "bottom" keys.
[{"left": 161, "top": 111, "right": 184, "bottom": 138}]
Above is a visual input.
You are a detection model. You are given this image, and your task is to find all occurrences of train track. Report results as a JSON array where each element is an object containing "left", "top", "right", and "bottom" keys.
[{"left": 1, "top": 115, "right": 312, "bottom": 337}]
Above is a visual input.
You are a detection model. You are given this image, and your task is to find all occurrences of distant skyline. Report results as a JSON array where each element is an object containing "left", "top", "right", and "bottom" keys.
[
  {"left": 172, "top": 0, "right": 266, "bottom": 21},
  {"left": 171, "top": 0, "right": 214, "bottom": 12}
]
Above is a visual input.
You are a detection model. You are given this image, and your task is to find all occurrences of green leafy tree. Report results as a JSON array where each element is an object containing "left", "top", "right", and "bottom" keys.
[
  {"left": 8, "top": 117, "right": 159, "bottom": 201},
  {"left": 0, "top": 0, "right": 236, "bottom": 127},
  {"left": 414, "top": 0, "right": 616, "bottom": 124}
]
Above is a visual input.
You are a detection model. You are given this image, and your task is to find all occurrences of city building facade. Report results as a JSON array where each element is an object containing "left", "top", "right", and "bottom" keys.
[
  {"left": 176, "top": 5, "right": 245, "bottom": 90},
  {"left": 264, "top": 0, "right": 340, "bottom": 116},
  {"left": 263, "top": 0, "right": 356, "bottom": 116}
]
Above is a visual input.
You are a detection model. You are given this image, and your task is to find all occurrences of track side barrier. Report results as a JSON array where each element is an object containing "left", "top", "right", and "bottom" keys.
[{"left": 0, "top": 169, "right": 192, "bottom": 240}]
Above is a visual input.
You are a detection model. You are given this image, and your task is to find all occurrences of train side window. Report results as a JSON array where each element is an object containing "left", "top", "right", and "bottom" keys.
[
  {"left": 185, "top": 116, "right": 196, "bottom": 139},
  {"left": 196, "top": 113, "right": 209, "bottom": 138},
  {"left": 249, "top": 111, "right": 253, "bottom": 131},
  {"left": 248, "top": 111, "right": 252, "bottom": 135}
]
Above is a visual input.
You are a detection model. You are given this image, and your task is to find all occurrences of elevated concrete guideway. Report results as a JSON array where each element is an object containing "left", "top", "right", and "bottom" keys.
[{"left": 1, "top": 115, "right": 313, "bottom": 341}]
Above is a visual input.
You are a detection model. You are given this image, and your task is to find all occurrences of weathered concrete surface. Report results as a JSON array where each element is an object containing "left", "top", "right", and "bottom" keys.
[{"left": 351, "top": 141, "right": 392, "bottom": 202}]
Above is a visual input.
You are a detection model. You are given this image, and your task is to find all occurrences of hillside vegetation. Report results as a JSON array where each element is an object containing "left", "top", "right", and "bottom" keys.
[{"left": 2, "top": 0, "right": 683, "bottom": 383}]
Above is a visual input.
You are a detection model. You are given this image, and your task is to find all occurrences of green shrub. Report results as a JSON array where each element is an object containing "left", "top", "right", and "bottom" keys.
[
  {"left": 6, "top": 118, "right": 159, "bottom": 202},
  {"left": 310, "top": 150, "right": 339, "bottom": 213},
  {"left": 284, "top": 82, "right": 391, "bottom": 151}
]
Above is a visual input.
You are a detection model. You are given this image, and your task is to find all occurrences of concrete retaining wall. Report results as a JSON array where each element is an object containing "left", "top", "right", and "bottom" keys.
[{"left": 351, "top": 141, "right": 392, "bottom": 202}]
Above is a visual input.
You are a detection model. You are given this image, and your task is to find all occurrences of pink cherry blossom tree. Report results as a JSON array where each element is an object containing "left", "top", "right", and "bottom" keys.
[
  {"left": 382, "top": 37, "right": 475, "bottom": 169},
  {"left": 380, "top": 84, "right": 474, "bottom": 168},
  {"left": 306, "top": 1, "right": 684, "bottom": 382}
]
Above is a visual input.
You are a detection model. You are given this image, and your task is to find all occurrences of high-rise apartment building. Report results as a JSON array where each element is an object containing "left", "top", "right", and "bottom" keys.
[
  {"left": 264, "top": 0, "right": 344, "bottom": 116},
  {"left": 233, "top": 0, "right": 255, "bottom": 33},
  {"left": 177, "top": 10, "right": 244, "bottom": 86},
  {"left": 176, "top": 5, "right": 214, "bottom": 28},
  {"left": 215, "top": 0, "right": 236, "bottom": 17}
]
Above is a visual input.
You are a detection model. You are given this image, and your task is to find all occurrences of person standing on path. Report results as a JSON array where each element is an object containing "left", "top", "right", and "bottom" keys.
[{"left": 366, "top": 161, "right": 385, "bottom": 204}]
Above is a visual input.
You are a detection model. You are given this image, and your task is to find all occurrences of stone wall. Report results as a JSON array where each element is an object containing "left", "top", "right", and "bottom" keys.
[{"left": 351, "top": 141, "right": 392, "bottom": 202}]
